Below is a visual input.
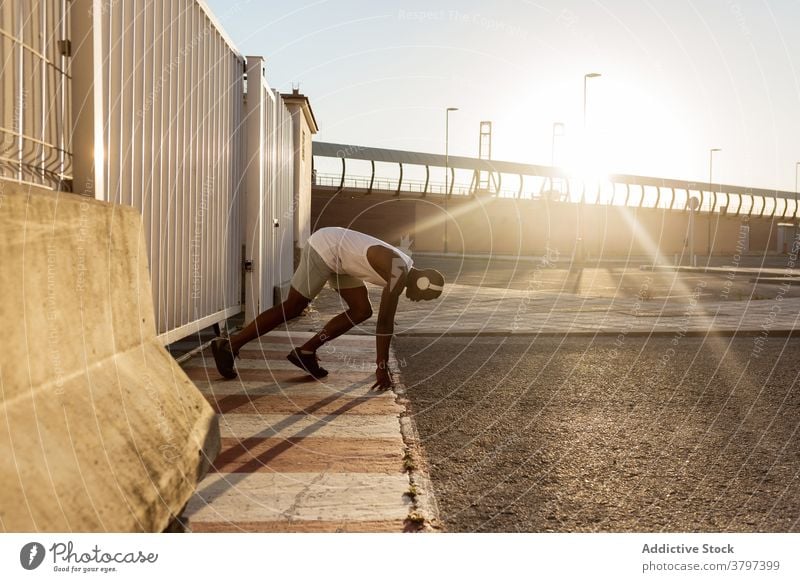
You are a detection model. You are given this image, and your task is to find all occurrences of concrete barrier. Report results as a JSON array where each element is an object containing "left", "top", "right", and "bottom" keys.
[{"left": 0, "top": 181, "right": 220, "bottom": 531}]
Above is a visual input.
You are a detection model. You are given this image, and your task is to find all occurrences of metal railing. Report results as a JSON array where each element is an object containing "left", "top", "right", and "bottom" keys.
[
  {"left": 313, "top": 144, "right": 800, "bottom": 220},
  {"left": 314, "top": 172, "right": 477, "bottom": 197},
  {"left": 0, "top": 0, "right": 72, "bottom": 188}
]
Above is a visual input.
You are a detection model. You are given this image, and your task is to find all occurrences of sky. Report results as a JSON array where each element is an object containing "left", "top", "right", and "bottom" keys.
[{"left": 205, "top": 0, "right": 800, "bottom": 193}]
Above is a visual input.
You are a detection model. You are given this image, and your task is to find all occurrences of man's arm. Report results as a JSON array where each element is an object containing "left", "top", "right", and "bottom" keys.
[
  {"left": 375, "top": 268, "right": 405, "bottom": 364},
  {"left": 367, "top": 245, "right": 408, "bottom": 388}
]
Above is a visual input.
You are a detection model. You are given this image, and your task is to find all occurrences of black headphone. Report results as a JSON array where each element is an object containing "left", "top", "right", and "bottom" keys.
[{"left": 415, "top": 274, "right": 443, "bottom": 292}]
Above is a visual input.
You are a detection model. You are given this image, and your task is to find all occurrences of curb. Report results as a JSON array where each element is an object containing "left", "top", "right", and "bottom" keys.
[
  {"left": 413, "top": 251, "right": 652, "bottom": 266},
  {"left": 391, "top": 358, "right": 443, "bottom": 532},
  {"left": 640, "top": 265, "right": 800, "bottom": 274},
  {"left": 396, "top": 329, "right": 800, "bottom": 339}
]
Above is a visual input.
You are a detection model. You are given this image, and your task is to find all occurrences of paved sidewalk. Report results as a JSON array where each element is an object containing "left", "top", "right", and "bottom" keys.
[{"left": 180, "top": 331, "right": 426, "bottom": 532}]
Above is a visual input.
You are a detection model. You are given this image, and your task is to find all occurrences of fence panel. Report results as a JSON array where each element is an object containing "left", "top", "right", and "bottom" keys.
[
  {"left": 241, "top": 59, "right": 294, "bottom": 322},
  {"left": 68, "top": 0, "right": 245, "bottom": 343},
  {"left": 242, "top": 56, "right": 269, "bottom": 323},
  {"left": 0, "top": 0, "right": 71, "bottom": 189},
  {"left": 273, "top": 88, "right": 295, "bottom": 292}
]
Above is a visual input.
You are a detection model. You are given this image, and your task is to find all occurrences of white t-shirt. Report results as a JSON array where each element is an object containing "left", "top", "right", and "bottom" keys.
[{"left": 308, "top": 227, "right": 413, "bottom": 287}]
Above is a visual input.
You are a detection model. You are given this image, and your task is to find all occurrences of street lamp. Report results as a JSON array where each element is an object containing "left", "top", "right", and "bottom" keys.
[
  {"left": 551, "top": 122, "right": 565, "bottom": 167},
  {"left": 688, "top": 195, "right": 699, "bottom": 267},
  {"left": 551, "top": 122, "right": 565, "bottom": 197},
  {"left": 794, "top": 162, "right": 800, "bottom": 252},
  {"left": 444, "top": 107, "right": 458, "bottom": 254},
  {"left": 707, "top": 148, "right": 721, "bottom": 258},
  {"left": 583, "top": 73, "right": 601, "bottom": 131},
  {"left": 578, "top": 73, "right": 600, "bottom": 264}
]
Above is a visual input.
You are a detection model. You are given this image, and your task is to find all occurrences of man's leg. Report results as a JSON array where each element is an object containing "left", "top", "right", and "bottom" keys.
[
  {"left": 298, "top": 285, "right": 372, "bottom": 353},
  {"left": 229, "top": 287, "right": 310, "bottom": 353},
  {"left": 213, "top": 242, "right": 322, "bottom": 379}
]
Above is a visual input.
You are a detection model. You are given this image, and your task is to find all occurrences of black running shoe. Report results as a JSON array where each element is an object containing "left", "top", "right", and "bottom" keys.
[
  {"left": 211, "top": 337, "right": 238, "bottom": 379},
  {"left": 286, "top": 348, "right": 329, "bottom": 378}
]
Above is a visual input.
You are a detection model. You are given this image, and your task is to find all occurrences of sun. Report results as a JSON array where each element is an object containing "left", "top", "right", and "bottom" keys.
[{"left": 567, "top": 137, "right": 610, "bottom": 193}]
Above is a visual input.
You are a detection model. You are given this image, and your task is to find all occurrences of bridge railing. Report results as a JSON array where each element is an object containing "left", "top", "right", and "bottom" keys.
[
  {"left": 313, "top": 141, "right": 799, "bottom": 221},
  {"left": 314, "top": 172, "right": 478, "bottom": 197}
]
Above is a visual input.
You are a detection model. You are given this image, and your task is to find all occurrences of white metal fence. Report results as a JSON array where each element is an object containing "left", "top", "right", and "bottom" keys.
[
  {"left": 242, "top": 56, "right": 294, "bottom": 324},
  {"left": 0, "top": 0, "right": 71, "bottom": 188},
  {"left": 273, "top": 87, "right": 295, "bottom": 291},
  {"left": 1, "top": 0, "right": 298, "bottom": 343}
]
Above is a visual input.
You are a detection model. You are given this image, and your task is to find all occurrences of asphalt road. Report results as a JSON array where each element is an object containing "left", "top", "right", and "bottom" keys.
[
  {"left": 395, "top": 335, "right": 800, "bottom": 532},
  {"left": 411, "top": 255, "right": 800, "bottom": 301}
]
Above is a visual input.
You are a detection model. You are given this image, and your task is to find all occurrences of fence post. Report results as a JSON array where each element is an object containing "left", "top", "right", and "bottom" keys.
[
  {"left": 242, "top": 56, "right": 266, "bottom": 324},
  {"left": 69, "top": 0, "right": 105, "bottom": 200}
]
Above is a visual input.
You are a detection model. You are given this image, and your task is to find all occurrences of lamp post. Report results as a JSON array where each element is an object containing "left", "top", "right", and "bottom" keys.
[
  {"left": 583, "top": 73, "right": 601, "bottom": 131},
  {"left": 444, "top": 107, "right": 458, "bottom": 254},
  {"left": 551, "top": 122, "right": 565, "bottom": 167},
  {"left": 551, "top": 122, "right": 565, "bottom": 198},
  {"left": 794, "top": 162, "right": 800, "bottom": 253},
  {"left": 689, "top": 195, "right": 699, "bottom": 267},
  {"left": 708, "top": 148, "right": 721, "bottom": 258},
  {"left": 578, "top": 73, "right": 600, "bottom": 264}
]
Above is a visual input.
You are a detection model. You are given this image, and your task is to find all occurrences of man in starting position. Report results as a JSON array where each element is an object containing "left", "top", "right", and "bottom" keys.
[{"left": 211, "top": 226, "right": 444, "bottom": 389}]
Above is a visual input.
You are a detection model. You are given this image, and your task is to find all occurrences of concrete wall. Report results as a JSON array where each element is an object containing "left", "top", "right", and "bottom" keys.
[
  {"left": 312, "top": 187, "right": 786, "bottom": 257},
  {"left": 312, "top": 190, "right": 417, "bottom": 249}
]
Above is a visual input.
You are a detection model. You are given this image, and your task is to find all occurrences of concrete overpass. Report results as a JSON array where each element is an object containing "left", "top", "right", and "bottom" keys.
[{"left": 311, "top": 142, "right": 798, "bottom": 260}]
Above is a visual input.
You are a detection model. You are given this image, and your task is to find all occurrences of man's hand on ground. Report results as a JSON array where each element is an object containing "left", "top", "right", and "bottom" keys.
[{"left": 371, "top": 365, "right": 393, "bottom": 390}]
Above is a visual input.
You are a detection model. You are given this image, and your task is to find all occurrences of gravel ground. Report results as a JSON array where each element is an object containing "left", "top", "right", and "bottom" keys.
[{"left": 395, "top": 335, "right": 800, "bottom": 532}]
